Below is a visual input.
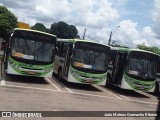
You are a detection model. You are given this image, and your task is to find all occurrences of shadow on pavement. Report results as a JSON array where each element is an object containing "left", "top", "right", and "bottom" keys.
[
  {"left": 156, "top": 95, "right": 160, "bottom": 120},
  {"left": 52, "top": 74, "right": 153, "bottom": 98},
  {"left": 52, "top": 75, "right": 101, "bottom": 92},
  {"left": 5, "top": 74, "right": 48, "bottom": 84},
  {"left": 102, "top": 85, "right": 149, "bottom": 98}
]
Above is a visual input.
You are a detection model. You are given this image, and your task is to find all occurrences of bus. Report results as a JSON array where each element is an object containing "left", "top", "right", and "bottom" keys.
[
  {"left": 3, "top": 28, "right": 57, "bottom": 77},
  {"left": 107, "top": 47, "right": 159, "bottom": 92},
  {"left": 155, "top": 67, "right": 160, "bottom": 96},
  {"left": 53, "top": 39, "right": 110, "bottom": 85},
  {"left": 154, "top": 57, "right": 160, "bottom": 96}
]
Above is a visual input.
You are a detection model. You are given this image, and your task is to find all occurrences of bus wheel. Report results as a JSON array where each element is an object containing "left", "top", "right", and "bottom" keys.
[
  {"left": 154, "top": 82, "right": 159, "bottom": 97},
  {"left": 52, "top": 72, "right": 56, "bottom": 78},
  {"left": 58, "top": 70, "right": 62, "bottom": 81},
  {"left": 105, "top": 78, "right": 111, "bottom": 88},
  {"left": 5, "top": 72, "right": 10, "bottom": 77}
]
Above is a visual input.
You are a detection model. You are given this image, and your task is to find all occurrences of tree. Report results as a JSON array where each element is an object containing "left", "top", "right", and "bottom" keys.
[
  {"left": 31, "top": 23, "right": 47, "bottom": 32},
  {"left": 137, "top": 44, "right": 160, "bottom": 55},
  {"left": 50, "top": 21, "right": 78, "bottom": 39},
  {"left": 46, "top": 28, "right": 50, "bottom": 33},
  {"left": 0, "top": 6, "right": 17, "bottom": 39},
  {"left": 68, "top": 25, "right": 78, "bottom": 38}
]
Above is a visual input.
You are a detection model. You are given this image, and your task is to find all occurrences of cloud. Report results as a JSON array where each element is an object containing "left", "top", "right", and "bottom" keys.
[
  {"left": 35, "top": 0, "right": 71, "bottom": 19},
  {"left": 152, "top": 0, "right": 160, "bottom": 39},
  {"left": 2, "top": 0, "right": 72, "bottom": 27},
  {"left": 2, "top": 0, "right": 160, "bottom": 48},
  {"left": 3, "top": 0, "right": 35, "bottom": 10},
  {"left": 111, "top": 20, "right": 160, "bottom": 47},
  {"left": 68, "top": 0, "right": 120, "bottom": 28},
  {"left": 3, "top": 0, "right": 119, "bottom": 28},
  {"left": 113, "top": 20, "right": 140, "bottom": 47},
  {"left": 140, "top": 26, "right": 160, "bottom": 46}
]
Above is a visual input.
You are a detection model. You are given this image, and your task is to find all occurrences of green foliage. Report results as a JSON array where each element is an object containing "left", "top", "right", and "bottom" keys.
[
  {"left": 50, "top": 21, "right": 78, "bottom": 39},
  {"left": 46, "top": 28, "right": 50, "bottom": 33},
  {"left": 0, "top": 6, "right": 17, "bottom": 39},
  {"left": 31, "top": 23, "right": 47, "bottom": 32},
  {"left": 137, "top": 44, "right": 160, "bottom": 55}
]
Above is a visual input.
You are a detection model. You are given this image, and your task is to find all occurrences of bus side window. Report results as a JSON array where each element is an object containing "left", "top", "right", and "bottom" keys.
[
  {"left": 55, "top": 42, "right": 60, "bottom": 55},
  {"left": 57, "top": 43, "right": 62, "bottom": 56},
  {"left": 57, "top": 43, "right": 68, "bottom": 58},
  {"left": 109, "top": 50, "right": 116, "bottom": 67},
  {"left": 61, "top": 43, "right": 68, "bottom": 58},
  {"left": 69, "top": 45, "right": 73, "bottom": 57}
]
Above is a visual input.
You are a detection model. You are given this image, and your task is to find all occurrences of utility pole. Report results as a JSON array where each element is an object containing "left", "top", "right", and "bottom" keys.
[
  {"left": 108, "top": 31, "right": 112, "bottom": 45},
  {"left": 108, "top": 26, "right": 120, "bottom": 45},
  {"left": 83, "top": 28, "right": 86, "bottom": 40}
]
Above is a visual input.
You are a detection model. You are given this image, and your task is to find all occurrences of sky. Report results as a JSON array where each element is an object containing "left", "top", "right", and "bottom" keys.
[{"left": 0, "top": 0, "right": 160, "bottom": 48}]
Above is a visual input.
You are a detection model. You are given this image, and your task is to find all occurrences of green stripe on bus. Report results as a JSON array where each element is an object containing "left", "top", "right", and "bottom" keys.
[
  {"left": 124, "top": 73, "right": 155, "bottom": 91},
  {"left": 9, "top": 56, "right": 53, "bottom": 76},
  {"left": 70, "top": 66, "right": 107, "bottom": 84}
]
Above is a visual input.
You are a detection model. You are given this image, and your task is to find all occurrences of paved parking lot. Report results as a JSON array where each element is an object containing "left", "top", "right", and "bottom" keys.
[
  {"left": 0, "top": 67, "right": 160, "bottom": 119},
  {"left": 1, "top": 74, "right": 159, "bottom": 104}
]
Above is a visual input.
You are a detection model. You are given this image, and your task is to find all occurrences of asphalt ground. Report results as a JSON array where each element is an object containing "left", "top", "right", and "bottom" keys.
[{"left": 0, "top": 64, "right": 159, "bottom": 120}]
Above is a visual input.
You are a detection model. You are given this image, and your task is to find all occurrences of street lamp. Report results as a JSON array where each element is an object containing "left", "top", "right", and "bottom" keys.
[{"left": 108, "top": 26, "right": 120, "bottom": 45}]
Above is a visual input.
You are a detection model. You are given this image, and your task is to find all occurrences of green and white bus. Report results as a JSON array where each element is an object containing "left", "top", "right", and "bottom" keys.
[
  {"left": 53, "top": 39, "right": 110, "bottom": 85},
  {"left": 154, "top": 57, "right": 160, "bottom": 95},
  {"left": 3, "top": 28, "right": 57, "bottom": 77},
  {"left": 107, "top": 47, "right": 159, "bottom": 92}
]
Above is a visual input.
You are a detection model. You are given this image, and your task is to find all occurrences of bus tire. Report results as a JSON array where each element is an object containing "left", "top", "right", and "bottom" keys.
[
  {"left": 154, "top": 82, "right": 159, "bottom": 97},
  {"left": 105, "top": 78, "right": 111, "bottom": 88},
  {"left": 105, "top": 73, "right": 111, "bottom": 87},
  {"left": 52, "top": 72, "right": 56, "bottom": 78},
  {"left": 58, "top": 69, "right": 62, "bottom": 81},
  {"left": 5, "top": 72, "right": 10, "bottom": 77}
]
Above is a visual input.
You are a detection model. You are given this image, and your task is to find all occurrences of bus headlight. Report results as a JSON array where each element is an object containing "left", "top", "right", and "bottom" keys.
[
  {"left": 9, "top": 61, "right": 14, "bottom": 65},
  {"left": 102, "top": 76, "right": 106, "bottom": 80},
  {"left": 16, "top": 65, "right": 20, "bottom": 69},
  {"left": 44, "top": 68, "right": 51, "bottom": 72},
  {"left": 70, "top": 69, "right": 75, "bottom": 74}
]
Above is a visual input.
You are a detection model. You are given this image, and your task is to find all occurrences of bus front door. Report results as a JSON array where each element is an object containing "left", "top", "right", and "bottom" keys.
[
  {"left": 63, "top": 44, "right": 72, "bottom": 78},
  {"left": 113, "top": 52, "right": 127, "bottom": 85}
]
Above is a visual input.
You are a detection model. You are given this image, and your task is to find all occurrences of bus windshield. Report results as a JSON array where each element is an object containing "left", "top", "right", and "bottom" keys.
[
  {"left": 71, "top": 42, "right": 110, "bottom": 73},
  {"left": 126, "top": 51, "right": 158, "bottom": 80},
  {"left": 11, "top": 38, "right": 55, "bottom": 62}
]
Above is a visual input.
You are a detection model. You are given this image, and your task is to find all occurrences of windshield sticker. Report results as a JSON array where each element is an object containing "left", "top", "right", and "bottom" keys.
[
  {"left": 129, "top": 70, "right": 138, "bottom": 75},
  {"left": 23, "top": 55, "right": 34, "bottom": 60},
  {"left": 92, "top": 65, "right": 96, "bottom": 69},
  {"left": 83, "top": 64, "right": 92, "bottom": 69},
  {"left": 12, "top": 52, "right": 24, "bottom": 58},
  {"left": 74, "top": 62, "right": 84, "bottom": 67}
]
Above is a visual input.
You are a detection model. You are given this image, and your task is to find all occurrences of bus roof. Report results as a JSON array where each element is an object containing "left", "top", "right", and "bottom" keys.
[
  {"left": 111, "top": 46, "right": 159, "bottom": 56},
  {"left": 57, "top": 38, "right": 109, "bottom": 47},
  {"left": 14, "top": 28, "right": 57, "bottom": 38}
]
